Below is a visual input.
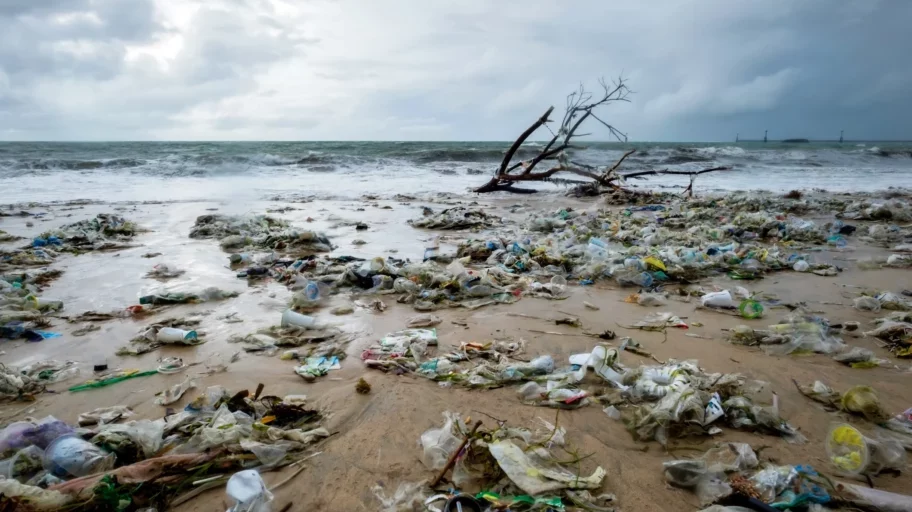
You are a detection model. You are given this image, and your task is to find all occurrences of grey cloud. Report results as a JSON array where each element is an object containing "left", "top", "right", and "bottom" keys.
[{"left": 1, "top": 0, "right": 911, "bottom": 140}]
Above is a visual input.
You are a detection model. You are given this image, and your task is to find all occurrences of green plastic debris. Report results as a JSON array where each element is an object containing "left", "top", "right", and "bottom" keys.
[
  {"left": 738, "top": 299, "right": 764, "bottom": 319},
  {"left": 69, "top": 370, "right": 159, "bottom": 392},
  {"left": 475, "top": 491, "right": 564, "bottom": 509}
]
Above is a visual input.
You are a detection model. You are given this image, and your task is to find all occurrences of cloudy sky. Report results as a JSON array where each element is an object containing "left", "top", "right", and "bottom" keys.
[{"left": 1, "top": 0, "right": 909, "bottom": 141}]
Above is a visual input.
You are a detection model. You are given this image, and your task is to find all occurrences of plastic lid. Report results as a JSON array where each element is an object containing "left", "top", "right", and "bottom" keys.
[{"left": 826, "top": 423, "right": 869, "bottom": 474}]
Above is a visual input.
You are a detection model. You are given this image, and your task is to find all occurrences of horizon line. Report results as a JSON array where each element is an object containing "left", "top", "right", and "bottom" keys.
[{"left": 0, "top": 139, "right": 910, "bottom": 144}]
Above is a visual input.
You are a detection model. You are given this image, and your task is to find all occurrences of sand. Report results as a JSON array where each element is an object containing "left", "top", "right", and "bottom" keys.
[{"left": 1, "top": 193, "right": 910, "bottom": 511}]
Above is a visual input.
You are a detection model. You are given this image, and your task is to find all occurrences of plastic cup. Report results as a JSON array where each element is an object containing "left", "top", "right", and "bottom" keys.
[{"left": 826, "top": 423, "right": 869, "bottom": 475}]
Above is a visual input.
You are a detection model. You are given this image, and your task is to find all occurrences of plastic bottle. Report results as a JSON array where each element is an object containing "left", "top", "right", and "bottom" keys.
[
  {"left": 617, "top": 271, "right": 653, "bottom": 288},
  {"left": 156, "top": 328, "right": 198, "bottom": 343},
  {"left": 423, "top": 236, "right": 440, "bottom": 261},
  {"left": 228, "top": 253, "right": 251, "bottom": 265},
  {"left": 624, "top": 258, "right": 645, "bottom": 271},
  {"left": 281, "top": 309, "right": 316, "bottom": 328},
  {"left": 793, "top": 260, "right": 810, "bottom": 272}
]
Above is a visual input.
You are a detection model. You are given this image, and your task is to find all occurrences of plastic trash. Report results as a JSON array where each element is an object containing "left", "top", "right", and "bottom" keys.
[
  {"left": 280, "top": 309, "right": 316, "bottom": 328},
  {"left": 793, "top": 260, "right": 810, "bottom": 272},
  {"left": 43, "top": 434, "right": 115, "bottom": 477},
  {"left": 738, "top": 300, "right": 764, "bottom": 319},
  {"left": 156, "top": 327, "right": 198, "bottom": 343},
  {"left": 77, "top": 405, "right": 134, "bottom": 426},
  {"left": 841, "top": 386, "right": 890, "bottom": 422},
  {"left": 226, "top": 469, "right": 273, "bottom": 512},
  {"left": 423, "top": 236, "right": 440, "bottom": 261},
  {"left": 853, "top": 296, "right": 881, "bottom": 312},
  {"left": 23, "top": 416, "right": 74, "bottom": 449},
  {"left": 826, "top": 423, "right": 906, "bottom": 475},
  {"left": 154, "top": 375, "right": 197, "bottom": 405},
  {"left": 0, "top": 421, "right": 35, "bottom": 452},
  {"left": 420, "top": 411, "right": 463, "bottom": 470},
  {"left": 488, "top": 439, "right": 605, "bottom": 495},
  {"left": 6, "top": 445, "right": 44, "bottom": 481},
  {"left": 704, "top": 393, "right": 724, "bottom": 425},
  {"left": 637, "top": 293, "right": 667, "bottom": 307},
  {"left": 701, "top": 290, "right": 734, "bottom": 308}
]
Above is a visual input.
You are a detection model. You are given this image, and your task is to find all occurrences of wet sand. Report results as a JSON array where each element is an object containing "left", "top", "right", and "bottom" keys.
[{"left": 1, "top": 194, "right": 911, "bottom": 511}]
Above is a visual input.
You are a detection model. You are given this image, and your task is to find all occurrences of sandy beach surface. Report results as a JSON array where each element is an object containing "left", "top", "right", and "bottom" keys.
[{"left": 1, "top": 191, "right": 911, "bottom": 512}]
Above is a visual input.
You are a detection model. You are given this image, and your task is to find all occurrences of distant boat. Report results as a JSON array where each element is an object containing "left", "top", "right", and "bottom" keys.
[{"left": 782, "top": 138, "right": 810, "bottom": 143}]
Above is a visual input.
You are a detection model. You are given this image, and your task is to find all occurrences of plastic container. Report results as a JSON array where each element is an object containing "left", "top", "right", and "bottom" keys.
[
  {"left": 156, "top": 327, "right": 198, "bottom": 343},
  {"left": 8, "top": 445, "right": 44, "bottom": 481},
  {"left": 43, "top": 434, "right": 115, "bottom": 477},
  {"left": 281, "top": 309, "right": 316, "bottom": 329}
]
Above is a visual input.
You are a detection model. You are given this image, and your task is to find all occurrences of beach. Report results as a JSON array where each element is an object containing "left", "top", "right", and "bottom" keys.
[{"left": 1, "top": 157, "right": 912, "bottom": 511}]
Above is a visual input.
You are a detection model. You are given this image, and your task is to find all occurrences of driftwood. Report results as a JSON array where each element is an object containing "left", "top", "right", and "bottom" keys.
[{"left": 474, "top": 77, "right": 729, "bottom": 196}]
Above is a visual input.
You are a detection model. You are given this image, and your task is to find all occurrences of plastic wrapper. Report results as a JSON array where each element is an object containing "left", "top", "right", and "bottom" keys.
[{"left": 749, "top": 465, "right": 797, "bottom": 503}]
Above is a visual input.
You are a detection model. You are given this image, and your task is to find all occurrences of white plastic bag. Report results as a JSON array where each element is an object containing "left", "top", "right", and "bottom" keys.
[{"left": 226, "top": 470, "right": 273, "bottom": 512}]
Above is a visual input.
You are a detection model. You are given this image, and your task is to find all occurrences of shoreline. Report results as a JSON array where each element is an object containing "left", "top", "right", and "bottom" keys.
[{"left": 1, "top": 189, "right": 911, "bottom": 511}]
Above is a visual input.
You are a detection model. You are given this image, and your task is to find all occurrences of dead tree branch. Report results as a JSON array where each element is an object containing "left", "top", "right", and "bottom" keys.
[
  {"left": 474, "top": 77, "right": 630, "bottom": 193},
  {"left": 473, "top": 77, "right": 731, "bottom": 196}
]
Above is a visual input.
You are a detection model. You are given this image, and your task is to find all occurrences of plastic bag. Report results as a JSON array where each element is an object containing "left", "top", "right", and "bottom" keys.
[
  {"left": 488, "top": 440, "right": 605, "bottom": 495},
  {"left": 637, "top": 292, "right": 667, "bottom": 307},
  {"left": 154, "top": 375, "right": 197, "bottom": 405},
  {"left": 853, "top": 296, "right": 881, "bottom": 312},
  {"left": 43, "top": 434, "right": 115, "bottom": 477},
  {"left": 841, "top": 386, "right": 890, "bottom": 422},
  {"left": 226, "top": 470, "right": 273, "bottom": 512},
  {"left": 419, "top": 412, "right": 464, "bottom": 470}
]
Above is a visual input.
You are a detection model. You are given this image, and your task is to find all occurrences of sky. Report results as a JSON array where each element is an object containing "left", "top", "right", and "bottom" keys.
[{"left": 1, "top": 0, "right": 910, "bottom": 142}]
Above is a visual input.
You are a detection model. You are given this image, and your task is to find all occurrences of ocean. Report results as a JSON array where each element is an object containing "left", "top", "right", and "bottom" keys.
[{"left": 1, "top": 141, "right": 910, "bottom": 203}]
